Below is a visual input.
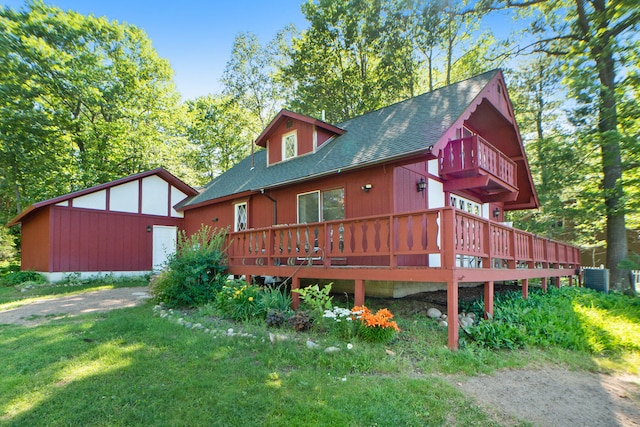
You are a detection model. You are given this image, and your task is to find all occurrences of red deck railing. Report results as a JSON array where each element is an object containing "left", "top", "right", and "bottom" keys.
[
  {"left": 440, "top": 135, "right": 517, "bottom": 188},
  {"left": 227, "top": 208, "right": 580, "bottom": 270}
]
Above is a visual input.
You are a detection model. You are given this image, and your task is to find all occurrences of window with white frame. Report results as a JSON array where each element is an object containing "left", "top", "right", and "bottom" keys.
[
  {"left": 282, "top": 131, "right": 297, "bottom": 161},
  {"left": 234, "top": 202, "right": 247, "bottom": 231},
  {"left": 449, "top": 194, "right": 481, "bottom": 216},
  {"left": 297, "top": 188, "right": 344, "bottom": 223}
]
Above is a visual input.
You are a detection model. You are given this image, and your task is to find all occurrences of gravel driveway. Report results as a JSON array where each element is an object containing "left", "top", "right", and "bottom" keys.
[{"left": 0, "top": 286, "right": 150, "bottom": 326}]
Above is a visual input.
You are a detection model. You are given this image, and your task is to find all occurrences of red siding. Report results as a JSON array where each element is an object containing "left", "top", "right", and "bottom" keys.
[
  {"left": 267, "top": 120, "right": 315, "bottom": 165},
  {"left": 316, "top": 127, "right": 335, "bottom": 148},
  {"left": 49, "top": 206, "right": 183, "bottom": 272},
  {"left": 21, "top": 207, "right": 51, "bottom": 271},
  {"left": 394, "top": 163, "right": 428, "bottom": 213},
  {"left": 184, "top": 203, "right": 234, "bottom": 236},
  {"left": 185, "top": 164, "right": 405, "bottom": 233}
]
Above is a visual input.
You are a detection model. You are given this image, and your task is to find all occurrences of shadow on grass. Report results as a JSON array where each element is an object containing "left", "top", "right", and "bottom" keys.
[{"left": 1, "top": 305, "right": 499, "bottom": 427}]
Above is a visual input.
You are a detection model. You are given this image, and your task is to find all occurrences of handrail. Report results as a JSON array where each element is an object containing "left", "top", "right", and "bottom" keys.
[
  {"left": 440, "top": 135, "right": 517, "bottom": 187},
  {"left": 227, "top": 208, "right": 581, "bottom": 270}
]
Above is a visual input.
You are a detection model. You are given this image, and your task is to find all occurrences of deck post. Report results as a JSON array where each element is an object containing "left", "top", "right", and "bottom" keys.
[
  {"left": 568, "top": 274, "right": 574, "bottom": 287},
  {"left": 541, "top": 276, "right": 548, "bottom": 292},
  {"left": 522, "top": 278, "right": 529, "bottom": 299},
  {"left": 291, "top": 276, "right": 300, "bottom": 310},
  {"left": 354, "top": 279, "right": 365, "bottom": 307},
  {"left": 483, "top": 281, "right": 494, "bottom": 319},
  {"left": 246, "top": 275, "right": 253, "bottom": 285},
  {"left": 447, "top": 279, "right": 459, "bottom": 350}
]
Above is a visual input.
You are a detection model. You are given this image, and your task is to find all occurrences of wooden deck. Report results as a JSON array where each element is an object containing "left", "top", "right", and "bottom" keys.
[{"left": 226, "top": 207, "right": 581, "bottom": 349}]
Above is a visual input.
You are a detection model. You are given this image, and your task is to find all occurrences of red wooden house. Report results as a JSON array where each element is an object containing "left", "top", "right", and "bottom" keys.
[
  {"left": 176, "top": 69, "right": 581, "bottom": 349},
  {"left": 7, "top": 168, "right": 197, "bottom": 282}
]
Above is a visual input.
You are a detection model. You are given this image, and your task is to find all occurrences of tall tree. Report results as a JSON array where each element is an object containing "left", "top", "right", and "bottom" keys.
[
  {"left": 185, "top": 95, "right": 253, "bottom": 185},
  {"left": 284, "top": 0, "right": 421, "bottom": 123},
  {"left": 0, "top": 1, "right": 187, "bottom": 223},
  {"left": 221, "top": 30, "right": 293, "bottom": 134},
  {"left": 478, "top": 0, "right": 639, "bottom": 289}
]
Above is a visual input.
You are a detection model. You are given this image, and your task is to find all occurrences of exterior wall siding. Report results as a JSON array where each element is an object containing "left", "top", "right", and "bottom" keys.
[
  {"left": 267, "top": 120, "right": 315, "bottom": 165},
  {"left": 49, "top": 206, "right": 183, "bottom": 272},
  {"left": 21, "top": 207, "right": 51, "bottom": 271}
]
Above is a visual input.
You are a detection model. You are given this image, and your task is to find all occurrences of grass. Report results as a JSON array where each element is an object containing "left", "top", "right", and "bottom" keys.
[{"left": 0, "top": 282, "right": 638, "bottom": 426}]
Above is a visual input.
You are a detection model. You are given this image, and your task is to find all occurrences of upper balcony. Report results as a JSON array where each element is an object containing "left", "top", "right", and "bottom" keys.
[{"left": 439, "top": 135, "right": 518, "bottom": 202}]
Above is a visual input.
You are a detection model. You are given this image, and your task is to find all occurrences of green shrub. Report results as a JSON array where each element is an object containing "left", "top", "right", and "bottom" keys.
[
  {"left": 1, "top": 270, "right": 46, "bottom": 286},
  {"left": 151, "top": 226, "right": 228, "bottom": 308},
  {"left": 292, "top": 283, "right": 333, "bottom": 318},
  {"left": 258, "top": 284, "right": 293, "bottom": 316},
  {"left": 215, "top": 280, "right": 262, "bottom": 321},
  {"left": 463, "top": 287, "right": 640, "bottom": 353}
]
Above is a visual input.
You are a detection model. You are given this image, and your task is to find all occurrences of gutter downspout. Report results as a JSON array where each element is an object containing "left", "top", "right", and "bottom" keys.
[{"left": 260, "top": 189, "right": 277, "bottom": 225}]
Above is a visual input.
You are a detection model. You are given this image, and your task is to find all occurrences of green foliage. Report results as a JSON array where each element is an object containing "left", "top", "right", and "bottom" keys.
[
  {"left": 0, "top": 1, "right": 190, "bottom": 224},
  {"left": 284, "top": 0, "right": 420, "bottom": 122},
  {"left": 0, "top": 270, "right": 45, "bottom": 286},
  {"left": 463, "top": 287, "right": 640, "bottom": 354},
  {"left": 150, "top": 226, "right": 227, "bottom": 308},
  {"left": 292, "top": 283, "right": 333, "bottom": 318},
  {"left": 185, "top": 94, "right": 253, "bottom": 185},
  {"left": 215, "top": 280, "right": 262, "bottom": 321},
  {"left": 216, "top": 281, "right": 293, "bottom": 322},
  {"left": 258, "top": 284, "right": 293, "bottom": 316}
]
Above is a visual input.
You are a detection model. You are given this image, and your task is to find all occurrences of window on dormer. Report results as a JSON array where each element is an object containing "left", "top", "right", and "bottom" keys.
[{"left": 282, "top": 130, "right": 297, "bottom": 161}]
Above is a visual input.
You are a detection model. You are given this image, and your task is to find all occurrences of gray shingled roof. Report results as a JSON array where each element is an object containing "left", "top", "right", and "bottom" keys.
[{"left": 179, "top": 69, "right": 499, "bottom": 209}]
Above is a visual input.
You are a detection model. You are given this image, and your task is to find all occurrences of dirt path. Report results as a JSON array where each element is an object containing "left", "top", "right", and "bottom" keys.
[
  {"left": 452, "top": 367, "right": 640, "bottom": 426},
  {"left": 0, "top": 286, "right": 150, "bottom": 326}
]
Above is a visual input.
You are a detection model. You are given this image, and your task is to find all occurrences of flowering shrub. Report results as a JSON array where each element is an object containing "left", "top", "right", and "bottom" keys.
[
  {"left": 151, "top": 225, "right": 227, "bottom": 308},
  {"left": 322, "top": 306, "right": 357, "bottom": 339},
  {"left": 352, "top": 306, "right": 400, "bottom": 343},
  {"left": 216, "top": 280, "right": 261, "bottom": 321}
]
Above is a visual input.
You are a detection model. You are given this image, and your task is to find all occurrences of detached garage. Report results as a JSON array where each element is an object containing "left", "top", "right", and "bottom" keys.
[{"left": 7, "top": 168, "right": 197, "bottom": 281}]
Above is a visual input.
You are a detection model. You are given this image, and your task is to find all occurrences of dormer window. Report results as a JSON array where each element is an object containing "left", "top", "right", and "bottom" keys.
[{"left": 282, "top": 130, "right": 297, "bottom": 161}]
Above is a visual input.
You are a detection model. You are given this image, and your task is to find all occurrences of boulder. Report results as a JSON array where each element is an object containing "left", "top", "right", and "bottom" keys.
[{"left": 427, "top": 307, "right": 442, "bottom": 319}]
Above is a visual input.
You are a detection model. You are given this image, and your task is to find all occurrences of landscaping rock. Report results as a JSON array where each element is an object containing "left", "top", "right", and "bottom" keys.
[
  {"left": 324, "top": 346, "right": 341, "bottom": 353},
  {"left": 427, "top": 307, "right": 442, "bottom": 319},
  {"left": 306, "top": 340, "right": 319, "bottom": 349},
  {"left": 439, "top": 320, "right": 448, "bottom": 328}
]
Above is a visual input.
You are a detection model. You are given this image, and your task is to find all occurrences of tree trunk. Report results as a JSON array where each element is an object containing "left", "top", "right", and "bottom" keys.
[{"left": 594, "top": 29, "right": 628, "bottom": 290}]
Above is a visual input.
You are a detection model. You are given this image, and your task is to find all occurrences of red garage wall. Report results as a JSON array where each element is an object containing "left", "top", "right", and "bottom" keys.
[
  {"left": 49, "top": 206, "right": 184, "bottom": 272},
  {"left": 21, "top": 207, "right": 51, "bottom": 272}
]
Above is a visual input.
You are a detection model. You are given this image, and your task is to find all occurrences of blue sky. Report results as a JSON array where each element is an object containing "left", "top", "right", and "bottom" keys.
[{"left": 1, "top": 0, "right": 308, "bottom": 100}]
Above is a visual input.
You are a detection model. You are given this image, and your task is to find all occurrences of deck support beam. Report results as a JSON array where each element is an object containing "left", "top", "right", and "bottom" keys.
[
  {"left": 522, "top": 278, "right": 529, "bottom": 299},
  {"left": 291, "top": 276, "right": 300, "bottom": 310},
  {"left": 541, "top": 276, "right": 548, "bottom": 292},
  {"left": 354, "top": 279, "right": 365, "bottom": 307},
  {"left": 483, "top": 281, "right": 494, "bottom": 318},
  {"left": 447, "top": 279, "right": 459, "bottom": 350}
]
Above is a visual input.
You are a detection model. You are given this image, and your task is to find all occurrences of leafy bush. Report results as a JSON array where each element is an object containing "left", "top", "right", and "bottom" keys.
[
  {"left": 215, "top": 280, "right": 262, "bottom": 321},
  {"left": 217, "top": 281, "right": 293, "bottom": 322},
  {"left": 258, "top": 284, "right": 293, "bottom": 316},
  {"left": 1, "top": 270, "right": 46, "bottom": 286},
  {"left": 288, "top": 310, "right": 314, "bottom": 331},
  {"left": 292, "top": 283, "right": 333, "bottom": 318},
  {"left": 463, "top": 287, "right": 640, "bottom": 353},
  {"left": 265, "top": 309, "right": 287, "bottom": 328},
  {"left": 151, "top": 226, "right": 228, "bottom": 308}
]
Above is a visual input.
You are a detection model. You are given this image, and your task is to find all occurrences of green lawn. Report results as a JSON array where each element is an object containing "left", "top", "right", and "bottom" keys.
[{"left": 0, "top": 283, "right": 638, "bottom": 426}]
